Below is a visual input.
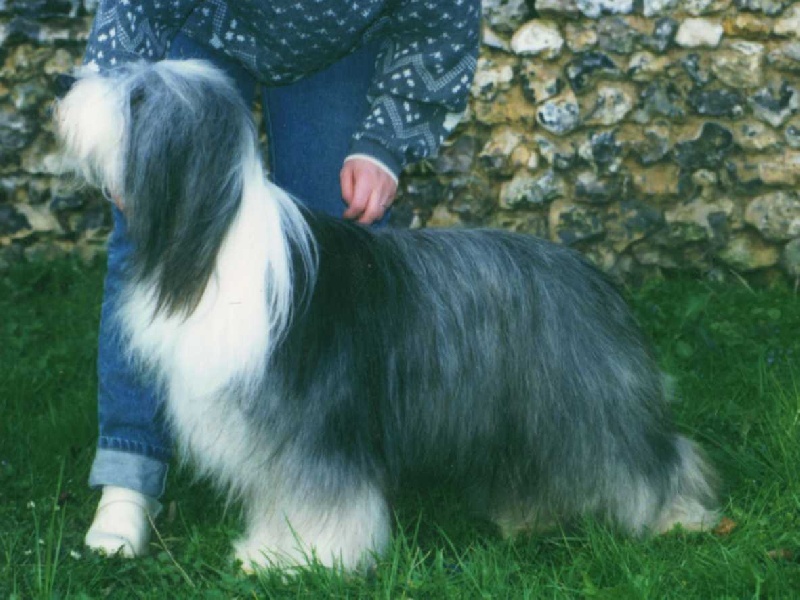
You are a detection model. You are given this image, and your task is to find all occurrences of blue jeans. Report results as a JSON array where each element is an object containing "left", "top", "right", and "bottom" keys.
[{"left": 89, "top": 34, "right": 381, "bottom": 497}]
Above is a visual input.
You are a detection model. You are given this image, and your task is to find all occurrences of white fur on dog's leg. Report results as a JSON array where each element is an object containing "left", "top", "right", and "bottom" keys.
[{"left": 233, "top": 483, "right": 390, "bottom": 573}]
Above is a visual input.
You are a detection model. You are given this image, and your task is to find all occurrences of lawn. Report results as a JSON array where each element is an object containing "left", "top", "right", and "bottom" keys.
[{"left": 1, "top": 258, "right": 799, "bottom": 598}]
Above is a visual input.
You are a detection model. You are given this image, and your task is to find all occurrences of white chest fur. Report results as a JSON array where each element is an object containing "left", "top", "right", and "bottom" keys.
[{"left": 116, "top": 169, "right": 307, "bottom": 482}]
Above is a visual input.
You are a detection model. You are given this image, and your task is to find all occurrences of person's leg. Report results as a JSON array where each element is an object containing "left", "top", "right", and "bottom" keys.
[
  {"left": 86, "top": 31, "right": 257, "bottom": 556},
  {"left": 90, "top": 32, "right": 257, "bottom": 498},
  {"left": 262, "top": 41, "right": 388, "bottom": 223},
  {"left": 89, "top": 207, "right": 172, "bottom": 498}
]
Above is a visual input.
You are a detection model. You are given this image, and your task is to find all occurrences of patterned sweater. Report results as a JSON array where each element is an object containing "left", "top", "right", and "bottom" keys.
[{"left": 85, "top": 0, "right": 481, "bottom": 178}]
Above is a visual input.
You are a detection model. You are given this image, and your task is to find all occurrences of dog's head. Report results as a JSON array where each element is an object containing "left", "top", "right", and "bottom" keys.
[
  {"left": 54, "top": 60, "right": 258, "bottom": 314},
  {"left": 55, "top": 60, "right": 253, "bottom": 202}
]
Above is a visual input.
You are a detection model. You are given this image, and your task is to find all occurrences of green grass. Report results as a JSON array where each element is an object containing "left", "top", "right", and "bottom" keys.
[{"left": 1, "top": 258, "right": 799, "bottom": 598}]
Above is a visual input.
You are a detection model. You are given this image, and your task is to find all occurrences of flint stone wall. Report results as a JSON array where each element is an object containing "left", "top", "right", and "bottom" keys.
[{"left": 1, "top": 0, "right": 799, "bottom": 282}]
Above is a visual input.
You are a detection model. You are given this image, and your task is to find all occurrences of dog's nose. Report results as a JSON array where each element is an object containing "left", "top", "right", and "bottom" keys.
[{"left": 54, "top": 74, "right": 77, "bottom": 99}]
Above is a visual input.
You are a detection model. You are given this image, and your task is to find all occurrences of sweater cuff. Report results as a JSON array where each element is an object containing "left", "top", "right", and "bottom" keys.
[{"left": 347, "top": 138, "right": 404, "bottom": 181}]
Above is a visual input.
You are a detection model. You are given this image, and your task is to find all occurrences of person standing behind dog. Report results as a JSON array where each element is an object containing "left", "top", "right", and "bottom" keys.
[{"left": 80, "top": 0, "right": 480, "bottom": 557}]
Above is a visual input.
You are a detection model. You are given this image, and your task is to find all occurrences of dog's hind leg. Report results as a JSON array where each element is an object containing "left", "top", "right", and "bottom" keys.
[
  {"left": 233, "top": 477, "right": 390, "bottom": 573},
  {"left": 651, "top": 436, "right": 719, "bottom": 534},
  {"left": 603, "top": 435, "right": 719, "bottom": 536}
]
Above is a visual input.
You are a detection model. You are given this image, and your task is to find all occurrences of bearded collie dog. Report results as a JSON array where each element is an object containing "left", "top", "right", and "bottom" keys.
[{"left": 54, "top": 59, "right": 717, "bottom": 572}]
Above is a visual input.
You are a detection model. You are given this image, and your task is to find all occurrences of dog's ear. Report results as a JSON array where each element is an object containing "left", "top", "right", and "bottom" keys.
[{"left": 122, "top": 62, "right": 257, "bottom": 316}]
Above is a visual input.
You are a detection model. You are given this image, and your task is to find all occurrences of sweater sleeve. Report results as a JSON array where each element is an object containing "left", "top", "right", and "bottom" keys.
[
  {"left": 349, "top": 0, "right": 481, "bottom": 178},
  {"left": 84, "top": 0, "right": 202, "bottom": 69}
]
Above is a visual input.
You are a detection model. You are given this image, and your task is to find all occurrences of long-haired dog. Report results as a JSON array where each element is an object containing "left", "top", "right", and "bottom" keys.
[{"left": 54, "top": 60, "right": 718, "bottom": 572}]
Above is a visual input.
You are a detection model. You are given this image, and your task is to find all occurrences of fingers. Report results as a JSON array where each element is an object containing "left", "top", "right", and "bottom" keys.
[
  {"left": 341, "top": 161, "right": 369, "bottom": 221},
  {"left": 340, "top": 162, "right": 355, "bottom": 208},
  {"left": 340, "top": 159, "right": 397, "bottom": 225},
  {"left": 359, "top": 188, "right": 388, "bottom": 225}
]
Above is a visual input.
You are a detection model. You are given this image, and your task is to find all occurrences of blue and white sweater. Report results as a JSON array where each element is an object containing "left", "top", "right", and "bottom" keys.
[{"left": 85, "top": 0, "right": 481, "bottom": 178}]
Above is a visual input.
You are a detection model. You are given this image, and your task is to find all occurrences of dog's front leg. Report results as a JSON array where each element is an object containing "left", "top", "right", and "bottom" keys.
[{"left": 233, "top": 477, "right": 390, "bottom": 573}]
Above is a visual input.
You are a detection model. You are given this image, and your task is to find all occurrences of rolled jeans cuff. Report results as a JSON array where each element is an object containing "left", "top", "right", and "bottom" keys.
[{"left": 89, "top": 447, "right": 169, "bottom": 499}]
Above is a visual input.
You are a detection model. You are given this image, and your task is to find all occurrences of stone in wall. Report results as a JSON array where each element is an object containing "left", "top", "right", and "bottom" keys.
[
  {"left": 756, "top": 149, "right": 800, "bottom": 186},
  {"left": 681, "top": 52, "right": 714, "bottom": 87},
  {"left": 710, "top": 41, "right": 765, "bottom": 88},
  {"left": 623, "top": 125, "right": 672, "bottom": 165},
  {"left": 582, "top": 84, "right": 635, "bottom": 126},
  {"left": 482, "top": 0, "right": 531, "bottom": 34},
  {"left": 733, "top": 120, "right": 781, "bottom": 151},
  {"left": 748, "top": 81, "right": 799, "bottom": 127},
  {"left": 725, "top": 12, "right": 774, "bottom": 37},
  {"left": 674, "top": 123, "right": 735, "bottom": 171},
  {"left": 744, "top": 191, "right": 800, "bottom": 241},
  {"left": 536, "top": 0, "right": 579, "bottom": 14},
  {"left": 734, "top": 0, "right": 791, "bottom": 17},
  {"left": 500, "top": 170, "right": 566, "bottom": 209},
  {"left": 488, "top": 211, "right": 549, "bottom": 237},
  {"left": 632, "top": 164, "right": 682, "bottom": 196},
  {"left": 605, "top": 199, "right": 664, "bottom": 252},
  {"left": 637, "top": 80, "right": 686, "bottom": 120},
  {"left": 533, "top": 134, "right": 579, "bottom": 170},
  {"left": 774, "top": 5, "right": 800, "bottom": 36},
  {"left": 643, "top": 0, "right": 680, "bottom": 18},
  {"left": 581, "top": 130, "right": 624, "bottom": 174},
  {"left": 0, "top": 204, "right": 31, "bottom": 237},
  {"left": 768, "top": 42, "right": 800, "bottom": 73},
  {"left": 684, "top": 1, "right": 733, "bottom": 16},
  {"left": 536, "top": 92, "right": 581, "bottom": 135},
  {"left": 596, "top": 17, "right": 640, "bottom": 55},
  {"left": 510, "top": 20, "right": 564, "bottom": 59},
  {"left": 717, "top": 232, "right": 781, "bottom": 271},
  {"left": 471, "top": 56, "right": 515, "bottom": 102},
  {"left": 628, "top": 52, "right": 673, "bottom": 83},
  {"left": 447, "top": 174, "right": 496, "bottom": 222},
  {"left": 574, "top": 171, "right": 627, "bottom": 205},
  {"left": 549, "top": 199, "right": 605, "bottom": 245},
  {"left": 518, "top": 61, "right": 564, "bottom": 105},
  {"left": 479, "top": 127, "right": 525, "bottom": 175},
  {"left": 563, "top": 21, "right": 598, "bottom": 53},
  {"left": 576, "top": 0, "right": 634, "bottom": 19},
  {"left": 565, "top": 51, "right": 622, "bottom": 94},
  {"left": 0, "top": 111, "right": 35, "bottom": 168},
  {"left": 434, "top": 135, "right": 477, "bottom": 176},
  {"left": 675, "top": 18, "right": 725, "bottom": 48},
  {"left": 781, "top": 238, "right": 800, "bottom": 277},
  {"left": 664, "top": 197, "right": 736, "bottom": 244},
  {"left": 786, "top": 117, "right": 800, "bottom": 148},
  {"left": 687, "top": 88, "right": 746, "bottom": 118},
  {"left": 641, "top": 17, "right": 679, "bottom": 53}
]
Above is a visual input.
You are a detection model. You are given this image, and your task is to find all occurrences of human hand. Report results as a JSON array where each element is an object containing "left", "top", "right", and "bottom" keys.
[{"left": 340, "top": 157, "right": 398, "bottom": 225}]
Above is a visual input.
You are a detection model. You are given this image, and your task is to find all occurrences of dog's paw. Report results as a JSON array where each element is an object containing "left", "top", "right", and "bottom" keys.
[{"left": 232, "top": 536, "right": 308, "bottom": 574}]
